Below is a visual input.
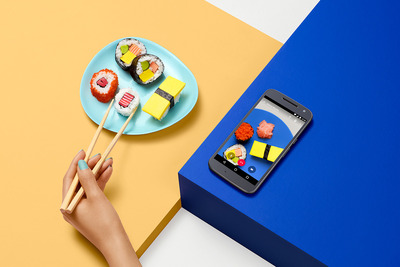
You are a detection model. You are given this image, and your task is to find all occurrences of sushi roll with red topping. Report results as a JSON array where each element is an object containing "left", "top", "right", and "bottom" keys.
[
  {"left": 130, "top": 54, "right": 164, "bottom": 85},
  {"left": 234, "top": 122, "right": 254, "bottom": 143},
  {"left": 90, "top": 69, "right": 118, "bottom": 103},
  {"left": 115, "top": 38, "right": 147, "bottom": 70},
  {"left": 114, "top": 88, "right": 140, "bottom": 116}
]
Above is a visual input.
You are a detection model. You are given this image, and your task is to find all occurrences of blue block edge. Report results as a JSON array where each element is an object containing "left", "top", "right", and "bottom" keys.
[{"left": 179, "top": 173, "right": 326, "bottom": 267}]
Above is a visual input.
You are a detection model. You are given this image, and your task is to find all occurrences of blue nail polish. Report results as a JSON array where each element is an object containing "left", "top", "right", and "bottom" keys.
[
  {"left": 91, "top": 153, "right": 100, "bottom": 159},
  {"left": 78, "top": 160, "right": 88, "bottom": 170}
]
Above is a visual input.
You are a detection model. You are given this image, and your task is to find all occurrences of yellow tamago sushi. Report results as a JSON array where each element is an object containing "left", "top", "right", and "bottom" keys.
[
  {"left": 142, "top": 76, "right": 185, "bottom": 120},
  {"left": 249, "top": 140, "right": 283, "bottom": 162}
]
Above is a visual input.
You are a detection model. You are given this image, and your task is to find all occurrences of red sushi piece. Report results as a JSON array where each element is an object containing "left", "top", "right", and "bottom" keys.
[
  {"left": 119, "top": 92, "right": 135, "bottom": 107},
  {"left": 235, "top": 122, "right": 254, "bottom": 142},
  {"left": 96, "top": 77, "right": 108, "bottom": 87},
  {"left": 257, "top": 120, "right": 275, "bottom": 139},
  {"left": 90, "top": 69, "right": 118, "bottom": 103}
]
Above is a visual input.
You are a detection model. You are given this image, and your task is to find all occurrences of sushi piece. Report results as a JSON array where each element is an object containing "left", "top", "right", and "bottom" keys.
[
  {"left": 249, "top": 140, "right": 283, "bottom": 162},
  {"left": 130, "top": 54, "right": 164, "bottom": 85},
  {"left": 114, "top": 88, "right": 140, "bottom": 116},
  {"left": 115, "top": 38, "right": 147, "bottom": 70},
  {"left": 223, "top": 144, "right": 247, "bottom": 166},
  {"left": 257, "top": 120, "right": 275, "bottom": 139},
  {"left": 142, "top": 76, "right": 185, "bottom": 120},
  {"left": 90, "top": 69, "right": 118, "bottom": 103},
  {"left": 235, "top": 122, "right": 254, "bottom": 143}
]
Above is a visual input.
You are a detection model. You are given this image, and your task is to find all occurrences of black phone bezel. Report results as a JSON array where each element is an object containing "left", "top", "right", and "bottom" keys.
[{"left": 208, "top": 89, "right": 313, "bottom": 194}]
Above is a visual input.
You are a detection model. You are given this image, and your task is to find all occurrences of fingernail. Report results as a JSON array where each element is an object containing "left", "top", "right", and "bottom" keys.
[
  {"left": 107, "top": 157, "right": 113, "bottom": 161},
  {"left": 78, "top": 160, "right": 88, "bottom": 170},
  {"left": 91, "top": 153, "right": 100, "bottom": 159}
]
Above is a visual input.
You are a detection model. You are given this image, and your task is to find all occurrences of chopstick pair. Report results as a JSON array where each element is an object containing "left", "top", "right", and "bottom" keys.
[{"left": 60, "top": 99, "right": 137, "bottom": 213}]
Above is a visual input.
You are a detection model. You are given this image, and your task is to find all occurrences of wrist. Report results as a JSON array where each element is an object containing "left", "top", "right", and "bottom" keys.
[{"left": 99, "top": 229, "right": 141, "bottom": 267}]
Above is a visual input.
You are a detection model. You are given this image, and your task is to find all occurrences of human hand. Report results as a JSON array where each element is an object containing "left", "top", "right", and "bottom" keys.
[{"left": 61, "top": 150, "right": 141, "bottom": 267}]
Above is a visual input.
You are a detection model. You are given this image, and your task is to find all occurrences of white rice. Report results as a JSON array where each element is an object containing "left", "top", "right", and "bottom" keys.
[
  {"left": 114, "top": 88, "right": 140, "bottom": 116},
  {"left": 115, "top": 38, "right": 146, "bottom": 68},
  {"left": 159, "top": 93, "right": 180, "bottom": 120},
  {"left": 223, "top": 144, "right": 247, "bottom": 166},
  {"left": 135, "top": 54, "right": 164, "bottom": 84}
]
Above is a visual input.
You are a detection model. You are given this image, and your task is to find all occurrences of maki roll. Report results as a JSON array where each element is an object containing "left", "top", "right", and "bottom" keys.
[
  {"left": 249, "top": 140, "right": 283, "bottom": 162},
  {"left": 115, "top": 38, "right": 147, "bottom": 70},
  {"left": 223, "top": 144, "right": 247, "bottom": 166},
  {"left": 129, "top": 54, "right": 164, "bottom": 85},
  {"left": 142, "top": 76, "right": 185, "bottom": 120},
  {"left": 235, "top": 122, "right": 254, "bottom": 143},
  {"left": 90, "top": 69, "right": 118, "bottom": 103},
  {"left": 114, "top": 88, "right": 140, "bottom": 116}
]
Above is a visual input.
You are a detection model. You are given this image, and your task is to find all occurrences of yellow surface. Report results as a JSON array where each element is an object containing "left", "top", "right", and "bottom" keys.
[
  {"left": 267, "top": 146, "right": 284, "bottom": 162},
  {"left": 250, "top": 140, "right": 268, "bottom": 158},
  {"left": 139, "top": 68, "right": 154, "bottom": 82},
  {"left": 0, "top": 0, "right": 281, "bottom": 266},
  {"left": 159, "top": 76, "right": 186, "bottom": 97},
  {"left": 142, "top": 93, "right": 170, "bottom": 120},
  {"left": 121, "top": 50, "right": 136, "bottom": 64}
]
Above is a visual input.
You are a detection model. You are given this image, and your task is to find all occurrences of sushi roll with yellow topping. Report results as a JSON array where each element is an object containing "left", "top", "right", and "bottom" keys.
[
  {"left": 115, "top": 38, "right": 147, "bottom": 70},
  {"left": 130, "top": 54, "right": 164, "bottom": 85}
]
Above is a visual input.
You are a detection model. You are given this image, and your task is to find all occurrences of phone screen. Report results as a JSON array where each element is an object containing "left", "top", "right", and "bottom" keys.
[{"left": 214, "top": 96, "right": 307, "bottom": 185}]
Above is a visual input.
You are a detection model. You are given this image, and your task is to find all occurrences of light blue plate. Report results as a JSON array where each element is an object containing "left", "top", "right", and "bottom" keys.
[{"left": 80, "top": 37, "right": 198, "bottom": 135}]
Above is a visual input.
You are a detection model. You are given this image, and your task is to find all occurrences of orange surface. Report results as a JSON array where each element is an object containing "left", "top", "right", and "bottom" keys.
[{"left": 0, "top": 0, "right": 281, "bottom": 265}]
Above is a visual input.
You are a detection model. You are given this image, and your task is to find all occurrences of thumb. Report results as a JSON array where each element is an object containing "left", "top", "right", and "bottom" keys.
[{"left": 77, "top": 160, "right": 102, "bottom": 198}]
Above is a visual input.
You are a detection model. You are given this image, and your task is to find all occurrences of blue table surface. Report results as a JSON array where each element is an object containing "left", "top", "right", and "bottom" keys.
[{"left": 180, "top": 0, "right": 400, "bottom": 265}]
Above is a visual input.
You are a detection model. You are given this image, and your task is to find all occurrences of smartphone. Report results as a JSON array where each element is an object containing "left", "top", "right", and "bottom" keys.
[{"left": 208, "top": 89, "right": 312, "bottom": 193}]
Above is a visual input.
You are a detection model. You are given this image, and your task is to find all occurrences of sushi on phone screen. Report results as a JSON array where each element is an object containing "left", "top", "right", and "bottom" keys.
[{"left": 215, "top": 96, "right": 305, "bottom": 183}]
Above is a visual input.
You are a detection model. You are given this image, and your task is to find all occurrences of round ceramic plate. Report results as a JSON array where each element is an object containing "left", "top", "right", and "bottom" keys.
[{"left": 80, "top": 37, "right": 198, "bottom": 135}]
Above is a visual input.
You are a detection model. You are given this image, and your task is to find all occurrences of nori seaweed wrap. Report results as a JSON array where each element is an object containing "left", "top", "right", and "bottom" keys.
[
  {"left": 129, "top": 54, "right": 164, "bottom": 85},
  {"left": 115, "top": 38, "right": 147, "bottom": 70}
]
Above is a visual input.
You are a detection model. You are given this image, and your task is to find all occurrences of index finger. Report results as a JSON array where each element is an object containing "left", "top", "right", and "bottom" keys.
[{"left": 62, "top": 149, "right": 85, "bottom": 199}]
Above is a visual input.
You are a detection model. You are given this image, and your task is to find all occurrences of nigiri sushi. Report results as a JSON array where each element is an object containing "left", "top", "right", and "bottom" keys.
[
  {"left": 142, "top": 76, "right": 185, "bottom": 120},
  {"left": 257, "top": 120, "right": 275, "bottom": 139},
  {"left": 114, "top": 88, "right": 140, "bottom": 116},
  {"left": 249, "top": 140, "right": 283, "bottom": 162}
]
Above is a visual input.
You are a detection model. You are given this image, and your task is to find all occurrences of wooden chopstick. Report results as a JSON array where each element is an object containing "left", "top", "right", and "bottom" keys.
[
  {"left": 60, "top": 99, "right": 114, "bottom": 212},
  {"left": 65, "top": 106, "right": 138, "bottom": 213}
]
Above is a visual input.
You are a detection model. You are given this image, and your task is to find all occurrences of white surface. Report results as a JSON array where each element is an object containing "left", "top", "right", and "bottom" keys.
[
  {"left": 140, "top": 1, "right": 318, "bottom": 266},
  {"left": 140, "top": 209, "right": 273, "bottom": 267},
  {"left": 205, "top": 0, "right": 319, "bottom": 43}
]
